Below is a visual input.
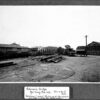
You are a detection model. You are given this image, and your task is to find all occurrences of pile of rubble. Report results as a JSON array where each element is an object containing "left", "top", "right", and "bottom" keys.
[
  {"left": 30, "top": 55, "right": 65, "bottom": 63},
  {"left": 40, "top": 55, "right": 64, "bottom": 63}
]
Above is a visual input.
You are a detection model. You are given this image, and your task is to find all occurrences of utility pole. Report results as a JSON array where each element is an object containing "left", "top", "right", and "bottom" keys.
[
  {"left": 85, "top": 35, "right": 88, "bottom": 47},
  {"left": 85, "top": 35, "right": 88, "bottom": 56}
]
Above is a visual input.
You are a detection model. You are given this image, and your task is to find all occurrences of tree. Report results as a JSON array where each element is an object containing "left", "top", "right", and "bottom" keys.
[
  {"left": 57, "top": 47, "right": 65, "bottom": 55},
  {"left": 65, "top": 45, "right": 71, "bottom": 55},
  {"left": 65, "top": 45, "right": 71, "bottom": 49}
]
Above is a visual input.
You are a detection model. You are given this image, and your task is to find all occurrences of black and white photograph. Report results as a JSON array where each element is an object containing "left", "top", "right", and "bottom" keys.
[{"left": 0, "top": 6, "right": 100, "bottom": 82}]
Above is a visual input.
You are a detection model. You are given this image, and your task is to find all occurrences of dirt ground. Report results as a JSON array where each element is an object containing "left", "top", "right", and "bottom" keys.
[{"left": 0, "top": 55, "right": 100, "bottom": 82}]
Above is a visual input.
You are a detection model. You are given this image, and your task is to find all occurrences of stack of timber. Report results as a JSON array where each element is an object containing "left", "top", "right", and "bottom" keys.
[{"left": 40, "top": 55, "right": 65, "bottom": 63}]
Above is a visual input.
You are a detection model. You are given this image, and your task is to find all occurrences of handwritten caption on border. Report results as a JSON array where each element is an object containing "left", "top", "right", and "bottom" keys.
[{"left": 24, "top": 86, "right": 70, "bottom": 99}]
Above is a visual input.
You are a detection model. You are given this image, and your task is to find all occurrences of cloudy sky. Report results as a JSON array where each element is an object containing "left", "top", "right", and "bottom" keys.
[{"left": 0, "top": 6, "right": 100, "bottom": 49}]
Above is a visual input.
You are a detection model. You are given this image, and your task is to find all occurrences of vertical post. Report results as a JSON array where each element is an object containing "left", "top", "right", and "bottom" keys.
[
  {"left": 85, "top": 35, "right": 87, "bottom": 47},
  {"left": 85, "top": 35, "right": 88, "bottom": 56}
]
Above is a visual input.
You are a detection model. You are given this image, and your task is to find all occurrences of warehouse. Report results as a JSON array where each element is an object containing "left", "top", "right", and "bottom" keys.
[
  {"left": 0, "top": 43, "right": 29, "bottom": 52},
  {"left": 0, "top": 43, "right": 30, "bottom": 59},
  {"left": 87, "top": 41, "right": 100, "bottom": 55}
]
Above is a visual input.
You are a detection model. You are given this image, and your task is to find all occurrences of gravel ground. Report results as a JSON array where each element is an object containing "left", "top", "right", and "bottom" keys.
[{"left": 0, "top": 55, "right": 100, "bottom": 82}]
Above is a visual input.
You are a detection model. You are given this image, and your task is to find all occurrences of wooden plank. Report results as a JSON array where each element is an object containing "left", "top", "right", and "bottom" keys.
[{"left": 0, "top": 62, "right": 16, "bottom": 67}]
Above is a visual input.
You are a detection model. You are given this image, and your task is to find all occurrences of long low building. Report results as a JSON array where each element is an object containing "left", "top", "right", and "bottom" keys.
[
  {"left": 0, "top": 43, "right": 30, "bottom": 59},
  {"left": 0, "top": 43, "right": 29, "bottom": 53}
]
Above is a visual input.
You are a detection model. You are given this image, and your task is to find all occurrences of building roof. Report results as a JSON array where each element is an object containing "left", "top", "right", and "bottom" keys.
[
  {"left": 87, "top": 41, "right": 100, "bottom": 47},
  {"left": 41, "top": 46, "right": 58, "bottom": 50},
  {"left": 76, "top": 46, "right": 86, "bottom": 49},
  {"left": 0, "top": 43, "right": 29, "bottom": 48},
  {"left": 76, "top": 46, "right": 86, "bottom": 51}
]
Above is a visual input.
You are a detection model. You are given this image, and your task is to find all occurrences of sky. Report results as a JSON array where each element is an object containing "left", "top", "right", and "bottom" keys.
[{"left": 0, "top": 6, "right": 100, "bottom": 49}]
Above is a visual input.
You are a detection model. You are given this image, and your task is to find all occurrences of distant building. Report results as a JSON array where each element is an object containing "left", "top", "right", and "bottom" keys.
[
  {"left": 38, "top": 46, "right": 58, "bottom": 55},
  {"left": 30, "top": 47, "right": 38, "bottom": 56},
  {"left": 76, "top": 46, "right": 87, "bottom": 56},
  {"left": 0, "top": 43, "right": 30, "bottom": 59},
  {"left": 76, "top": 41, "right": 100, "bottom": 56},
  {"left": 87, "top": 41, "right": 100, "bottom": 55},
  {"left": 76, "top": 46, "right": 86, "bottom": 52},
  {"left": 0, "top": 43, "right": 29, "bottom": 53}
]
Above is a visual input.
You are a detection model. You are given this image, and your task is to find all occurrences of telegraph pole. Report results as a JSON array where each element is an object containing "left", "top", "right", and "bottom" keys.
[
  {"left": 85, "top": 35, "right": 88, "bottom": 47},
  {"left": 85, "top": 35, "right": 88, "bottom": 56}
]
